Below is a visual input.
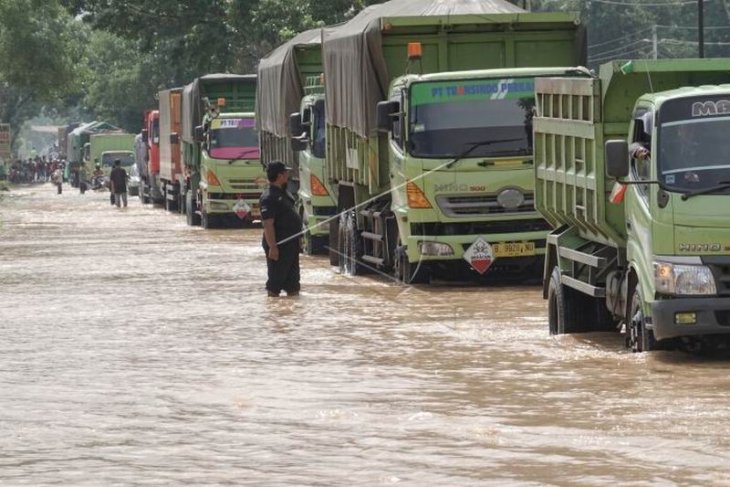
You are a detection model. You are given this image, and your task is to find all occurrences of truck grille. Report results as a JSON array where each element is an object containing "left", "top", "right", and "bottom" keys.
[
  {"left": 715, "top": 311, "right": 730, "bottom": 327},
  {"left": 713, "top": 264, "right": 730, "bottom": 297},
  {"left": 436, "top": 193, "right": 535, "bottom": 217},
  {"left": 704, "top": 257, "right": 730, "bottom": 297},
  {"left": 411, "top": 219, "right": 551, "bottom": 237}
]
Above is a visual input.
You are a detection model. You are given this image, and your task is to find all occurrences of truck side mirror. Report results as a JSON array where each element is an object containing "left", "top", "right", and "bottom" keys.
[
  {"left": 377, "top": 101, "right": 399, "bottom": 132},
  {"left": 291, "top": 137, "right": 307, "bottom": 152},
  {"left": 289, "top": 113, "right": 304, "bottom": 138},
  {"left": 141, "top": 129, "right": 149, "bottom": 144},
  {"left": 194, "top": 125, "right": 205, "bottom": 143},
  {"left": 170, "top": 133, "right": 179, "bottom": 145},
  {"left": 605, "top": 140, "right": 630, "bottom": 179}
]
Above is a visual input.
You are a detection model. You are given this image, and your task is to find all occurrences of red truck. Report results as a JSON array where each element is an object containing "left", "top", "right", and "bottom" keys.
[{"left": 140, "top": 109, "right": 164, "bottom": 204}]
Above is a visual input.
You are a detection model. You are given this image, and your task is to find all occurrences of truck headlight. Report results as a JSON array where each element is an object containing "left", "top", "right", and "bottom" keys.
[
  {"left": 654, "top": 262, "right": 717, "bottom": 295},
  {"left": 419, "top": 241, "right": 454, "bottom": 257}
]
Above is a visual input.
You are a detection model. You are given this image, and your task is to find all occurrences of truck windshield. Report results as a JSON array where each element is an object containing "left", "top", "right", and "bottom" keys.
[
  {"left": 659, "top": 104, "right": 730, "bottom": 191},
  {"left": 408, "top": 77, "right": 535, "bottom": 159},
  {"left": 102, "top": 153, "right": 135, "bottom": 167},
  {"left": 209, "top": 117, "right": 260, "bottom": 160}
]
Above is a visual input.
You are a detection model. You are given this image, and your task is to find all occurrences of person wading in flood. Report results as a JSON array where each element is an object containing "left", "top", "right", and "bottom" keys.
[
  {"left": 109, "top": 159, "right": 128, "bottom": 208},
  {"left": 51, "top": 166, "right": 63, "bottom": 194},
  {"left": 260, "top": 161, "right": 302, "bottom": 297}
]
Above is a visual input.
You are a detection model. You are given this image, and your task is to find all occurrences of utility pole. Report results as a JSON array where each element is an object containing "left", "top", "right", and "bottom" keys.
[
  {"left": 698, "top": 0, "right": 705, "bottom": 58},
  {"left": 652, "top": 25, "right": 658, "bottom": 59}
]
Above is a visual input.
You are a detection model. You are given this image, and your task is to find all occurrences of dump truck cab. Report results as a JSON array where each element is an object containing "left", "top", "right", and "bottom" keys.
[
  {"left": 290, "top": 77, "right": 336, "bottom": 254},
  {"left": 378, "top": 67, "right": 590, "bottom": 280},
  {"left": 99, "top": 150, "right": 135, "bottom": 177},
  {"left": 199, "top": 109, "right": 264, "bottom": 224},
  {"left": 182, "top": 74, "right": 263, "bottom": 229},
  {"left": 610, "top": 86, "right": 730, "bottom": 346},
  {"left": 535, "top": 59, "right": 730, "bottom": 351}
]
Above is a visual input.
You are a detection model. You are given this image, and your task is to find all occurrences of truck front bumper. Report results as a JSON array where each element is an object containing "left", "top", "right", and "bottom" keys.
[
  {"left": 404, "top": 231, "right": 547, "bottom": 262},
  {"left": 651, "top": 297, "right": 730, "bottom": 341},
  {"left": 205, "top": 196, "right": 261, "bottom": 219}
]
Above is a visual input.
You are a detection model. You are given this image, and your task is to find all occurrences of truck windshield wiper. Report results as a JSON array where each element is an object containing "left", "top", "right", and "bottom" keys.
[
  {"left": 445, "top": 138, "right": 523, "bottom": 169},
  {"left": 228, "top": 149, "right": 258, "bottom": 164},
  {"left": 681, "top": 181, "right": 730, "bottom": 200}
]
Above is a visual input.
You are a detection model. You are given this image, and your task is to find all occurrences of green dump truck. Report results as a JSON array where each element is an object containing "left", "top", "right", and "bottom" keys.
[
  {"left": 534, "top": 59, "right": 730, "bottom": 352},
  {"left": 84, "top": 132, "right": 135, "bottom": 176},
  {"left": 181, "top": 74, "right": 264, "bottom": 229},
  {"left": 66, "top": 121, "right": 120, "bottom": 185},
  {"left": 322, "top": 1, "right": 586, "bottom": 282},
  {"left": 257, "top": 28, "right": 337, "bottom": 255}
]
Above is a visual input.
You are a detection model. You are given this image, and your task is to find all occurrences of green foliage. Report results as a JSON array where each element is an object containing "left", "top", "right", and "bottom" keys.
[
  {"left": 0, "top": 0, "right": 81, "bottom": 148},
  {"left": 5, "top": 0, "right": 730, "bottom": 155}
]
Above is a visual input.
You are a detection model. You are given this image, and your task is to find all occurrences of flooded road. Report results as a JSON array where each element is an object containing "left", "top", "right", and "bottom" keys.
[{"left": 2, "top": 185, "right": 730, "bottom": 486}]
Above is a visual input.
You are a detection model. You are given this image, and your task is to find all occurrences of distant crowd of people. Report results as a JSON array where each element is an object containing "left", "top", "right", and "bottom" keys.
[{"left": 7, "top": 156, "right": 66, "bottom": 185}]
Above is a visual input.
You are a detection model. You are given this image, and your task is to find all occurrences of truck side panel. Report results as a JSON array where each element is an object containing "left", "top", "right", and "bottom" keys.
[
  {"left": 159, "top": 89, "right": 182, "bottom": 183},
  {"left": 533, "top": 77, "right": 626, "bottom": 248},
  {"left": 327, "top": 16, "right": 584, "bottom": 194}
]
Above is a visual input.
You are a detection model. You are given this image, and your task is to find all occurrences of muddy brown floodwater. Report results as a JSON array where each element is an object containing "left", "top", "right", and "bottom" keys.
[{"left": 2, "top": 185, "right": 730, "bottom": 486}]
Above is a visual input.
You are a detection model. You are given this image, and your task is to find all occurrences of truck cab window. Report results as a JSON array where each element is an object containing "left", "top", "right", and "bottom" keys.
[{"left": 630, "top": 109, "right": 653, "bottom": 195}]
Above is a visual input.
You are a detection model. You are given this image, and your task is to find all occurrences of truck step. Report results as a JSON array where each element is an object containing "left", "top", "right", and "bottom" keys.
[
  {"left": 361, "top": 231, "right": 383, "bottom": 242},
  {"left": 360, "top": 210, "right": 384, "bottom": 218},
  {"left": 561, "top": 275, "right": 606, "bottom": 298},
  {"left": 558, "top": 247, "right": 607, "bottom": 268},
  {"left": 361, "top": 255, "right": 384, "bottom": 266}
]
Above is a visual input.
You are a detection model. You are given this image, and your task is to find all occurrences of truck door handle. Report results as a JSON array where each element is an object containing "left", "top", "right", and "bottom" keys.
[{"left": 626, "top": 219, "right": 633, "bottom": 231}]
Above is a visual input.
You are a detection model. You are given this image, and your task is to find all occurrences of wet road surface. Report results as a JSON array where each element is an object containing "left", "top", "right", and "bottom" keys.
[{"left": 2, "top": 185, "right": 730, "bottom": 486}]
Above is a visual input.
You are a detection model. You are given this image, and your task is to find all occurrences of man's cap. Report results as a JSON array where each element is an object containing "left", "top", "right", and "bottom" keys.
[{"left": 266, "top": 161, "right": 291, "bottom": 181}]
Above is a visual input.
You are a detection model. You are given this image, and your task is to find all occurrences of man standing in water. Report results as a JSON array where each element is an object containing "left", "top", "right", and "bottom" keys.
[
  {"left": 260, "top": 161, "right": 302, "bottom": 297},
  {"left": 109, "top": 159, "right": 128, "bottom": 208}
]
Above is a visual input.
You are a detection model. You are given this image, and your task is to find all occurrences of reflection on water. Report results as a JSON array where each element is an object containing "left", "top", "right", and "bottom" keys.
[{"left": 2, "top": 185, "right": 730, "bottom": 485}]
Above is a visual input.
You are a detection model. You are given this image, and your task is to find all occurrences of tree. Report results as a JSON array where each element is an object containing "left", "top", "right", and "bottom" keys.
[{"left": 0, "top": 0, "right": 81, "bottom": 148}]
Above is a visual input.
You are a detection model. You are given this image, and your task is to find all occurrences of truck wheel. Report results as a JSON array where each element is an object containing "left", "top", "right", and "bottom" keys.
[
  {"left": 548, "top": 267, "right": 581, "bottom": 335},
  {"left": 339, "top": 211, "right": 364, "bottom": 275},
  {"left": 337, "top": 213, "right": 348, "bottom": 273},
  {"left": 185, "top": 191, "right": 201, "bottom": 226},
  {"left": 395, "top": 244, "right": 429, "bottom": 284},
  {"left": 628, "top": 287, "right": 657, "bottom": 352},
  {"left": 329, "top": 216, "right": 340, "bottom": 266},
  {"left": 201, "top": 210, "right": 217, "bottom": 230},
  {"left": 301, "top": 208, "right": 314, "bottom": 256}
]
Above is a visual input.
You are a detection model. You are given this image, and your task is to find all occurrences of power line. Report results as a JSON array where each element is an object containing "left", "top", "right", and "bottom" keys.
[
  {"left": 590, "top": 38, "right": 651, "bottom": 57},
  {"left": 588, "top": 30, "right": 647, "bottom": 49},
  {"left": 589, "top": 44, "right": 651, "bottom": 63},
  {"left": 654, "top": 24, "right": 730, "bottom": 30},
  {"left": 589, "top": 0, "right": 705, "bottom": 6}
]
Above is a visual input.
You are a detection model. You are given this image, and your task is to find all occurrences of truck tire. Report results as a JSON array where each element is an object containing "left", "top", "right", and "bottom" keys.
[
  {"left": 201, "top": 210, "right": 217, "bottom": 230},
  {"left": 627, "top": 287, "right": 658, "bottom": 352},
  {"left": 548, "top": 266, "right": 583, "bottom": 335},
  {"left": 185, "top": 191, "right": 201, "bottom": 226},
  {"left": 339, "top": 211, "right": 365, "bottom": 275},
  {"left": 328, "top": 217, "right": 340, "bottom": 266},
  {"left": 548, "top": 266, "right": 618, "bottom": 335},
  {"left": 395, "top": 244, "right": 429, "bottom": 284}
]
